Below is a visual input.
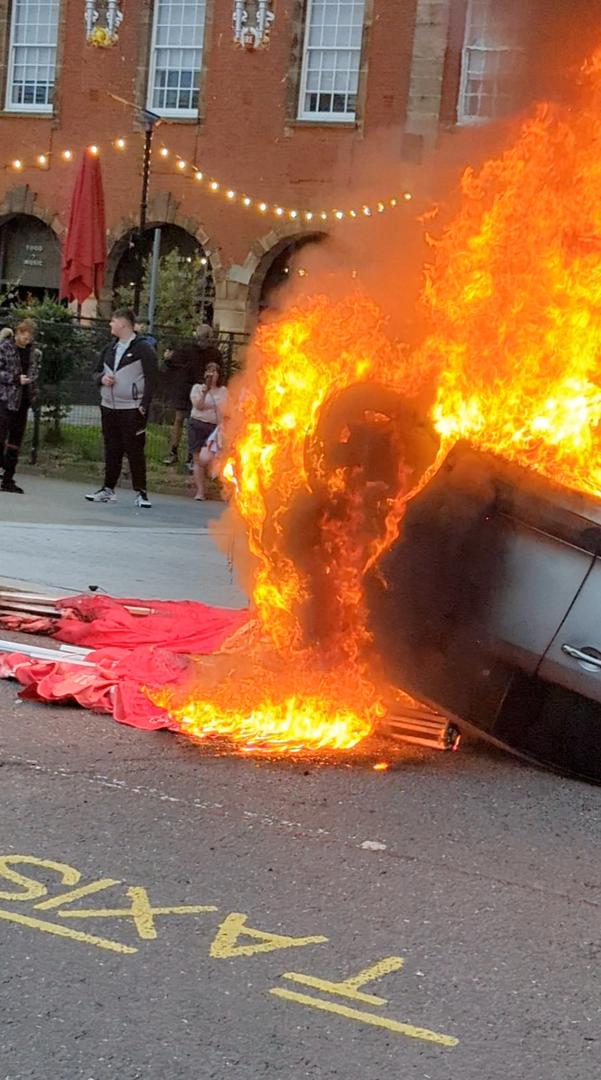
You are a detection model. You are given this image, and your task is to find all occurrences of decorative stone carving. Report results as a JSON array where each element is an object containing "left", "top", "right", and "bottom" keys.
[
  {"left": 233, "top": 0, "right": 274, "bottom": 51},
  {"left": 85, "top": 0, "right": 123, "bottom": 47}
]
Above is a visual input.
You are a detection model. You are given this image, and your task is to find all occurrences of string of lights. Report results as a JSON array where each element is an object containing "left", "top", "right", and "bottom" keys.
[{"left": 5, "top": 137, "right": 414, "bottom": 225}]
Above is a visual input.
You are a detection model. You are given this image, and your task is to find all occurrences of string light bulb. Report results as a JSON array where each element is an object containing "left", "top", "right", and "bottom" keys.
[{"left": 0, "top": 135, "right": 415, "bottom": 226}]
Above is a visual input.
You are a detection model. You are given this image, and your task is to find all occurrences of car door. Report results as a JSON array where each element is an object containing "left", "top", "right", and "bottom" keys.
[{"left": 538, "top": 556, "right": 601, "bottom": 703}]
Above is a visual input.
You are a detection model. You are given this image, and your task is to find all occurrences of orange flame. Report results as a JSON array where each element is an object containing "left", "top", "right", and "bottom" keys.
[
  {"left": 156, "top": 296, "right": 426, "bottom": 752},
  {"left": 157, "top": 55, "right": 601, "bottom": 755},
  {"left": 423, "top": 56, "right": 601, "bottom": 497}
]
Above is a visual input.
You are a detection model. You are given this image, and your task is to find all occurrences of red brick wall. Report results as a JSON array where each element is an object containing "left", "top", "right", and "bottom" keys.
[{"left": 0, "top": 0, "right": 418, "bottom": 281}]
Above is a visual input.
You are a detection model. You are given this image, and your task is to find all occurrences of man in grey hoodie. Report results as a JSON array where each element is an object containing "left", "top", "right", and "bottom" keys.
[{"left": 86, "top": 308, "right": 158, "bottom": 508}]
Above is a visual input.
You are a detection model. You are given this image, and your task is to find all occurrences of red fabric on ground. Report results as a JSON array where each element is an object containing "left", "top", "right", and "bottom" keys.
[
  {"left": 53, "top": 594, "right": 248, "bottom": 653},
  {"left": 0, "top": 594, "right": 248, "bottom": 731},
  {"left": 0, "top": 646, "right": 189, "bottom": 731}
]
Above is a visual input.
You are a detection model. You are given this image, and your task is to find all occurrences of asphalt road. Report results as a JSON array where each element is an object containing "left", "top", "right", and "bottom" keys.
[{"left": 1, "top": 677, "right": 600, "bottom": 1080}]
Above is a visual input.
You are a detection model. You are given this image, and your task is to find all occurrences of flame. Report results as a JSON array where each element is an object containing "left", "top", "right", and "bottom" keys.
[
  {"left": 423, "top": 55, "right": 601, "bottom": 497},
  {"left": 156, "top": 296, "right": 427, "bottom": 753},
  {"left": 157, "top": 54, "right": 601, "bottom": 755}
]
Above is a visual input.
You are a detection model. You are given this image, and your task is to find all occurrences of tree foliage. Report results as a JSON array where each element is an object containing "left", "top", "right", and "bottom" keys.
[{"left": 115, "top": 250, "right": 210, "bottom": 347}]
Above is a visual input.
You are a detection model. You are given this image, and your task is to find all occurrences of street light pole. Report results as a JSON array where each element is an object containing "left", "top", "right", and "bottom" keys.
[{"left": 133, "top": 109, "right": 160, "bottom": 316}]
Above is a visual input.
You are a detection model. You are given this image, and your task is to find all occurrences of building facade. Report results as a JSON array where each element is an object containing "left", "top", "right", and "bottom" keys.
[{"left": 0, "top": 0, "right": 596, "bottom": 331}]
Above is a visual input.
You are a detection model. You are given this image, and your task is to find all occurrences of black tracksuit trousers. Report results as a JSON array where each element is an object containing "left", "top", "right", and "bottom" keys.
[
  {"left": 101, "top": 406, "right": 147, "bottom": 492},
  {"left": 0, "top": 398, "right": 29, "bottom": 481}
]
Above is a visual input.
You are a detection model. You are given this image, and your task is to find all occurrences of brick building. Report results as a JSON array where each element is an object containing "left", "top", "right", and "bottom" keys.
[{"left": 0, "top": 0, "right": 597, "bottom": 332}]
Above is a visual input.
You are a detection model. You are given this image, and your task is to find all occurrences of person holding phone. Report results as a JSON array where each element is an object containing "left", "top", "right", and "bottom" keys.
[{"left": 188, "top": 359, "right": 228, "bottom": 500}]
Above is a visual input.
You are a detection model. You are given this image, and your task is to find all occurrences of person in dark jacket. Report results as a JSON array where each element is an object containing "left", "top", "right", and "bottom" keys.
[
  {"left": 162, "top": 324, "right": 223, "bottom": 466},
  {"left": 85, "top": 308, "right": 158, "bottom": 508},
  {"left": 0, "top": 318, "right": 41, "bottom": 494}
]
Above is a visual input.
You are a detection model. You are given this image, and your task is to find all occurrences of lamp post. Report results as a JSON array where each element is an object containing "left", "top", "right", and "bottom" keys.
[{"left": 133, "top": 108, "right": 160, "bottom": 316}]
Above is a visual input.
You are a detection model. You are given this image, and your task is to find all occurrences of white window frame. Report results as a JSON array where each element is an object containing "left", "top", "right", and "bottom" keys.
[
  {"left": 457, "top": 0, "right": 525, "bottom": 125},
  {"left": 5, "top": 0, "right": 60, "bottom": 114},
  {"left": 297, "top": 0, "right": 366, "bottom": 124},
  {"left": 147, "top": 0, "right": 207, "bottom": 119}
]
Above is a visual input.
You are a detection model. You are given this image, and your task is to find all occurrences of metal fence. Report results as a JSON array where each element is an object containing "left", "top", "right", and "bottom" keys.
[{"left": 0, "top": 316, "right": 249, "bottom": 476}]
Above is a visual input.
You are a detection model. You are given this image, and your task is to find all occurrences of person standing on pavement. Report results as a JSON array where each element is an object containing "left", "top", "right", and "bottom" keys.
[
  {"left": 162, "top": 323, "right": 223, "bottom": 467},
  {"left": 0, "top": 318, "right": 41, "bottom": 495},
  {"left": 86, "top": 308, "right": 158, "bottom": 508},
  {"left": 189, "top": 358, "right": 228, "bottom": 500}
]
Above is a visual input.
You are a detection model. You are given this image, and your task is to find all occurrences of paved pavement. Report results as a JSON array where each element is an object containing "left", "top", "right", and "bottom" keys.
[
  {"left": 0, "top": 474, "right": 246, "bottom": 607},
  {"left": 0, "top": 475, "right": 600, "bottom": 1079}
]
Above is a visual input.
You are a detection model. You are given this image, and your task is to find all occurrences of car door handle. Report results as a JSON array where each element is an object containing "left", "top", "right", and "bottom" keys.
[{"left": 561, "top": 643, "right": 601, "bottom": 670}]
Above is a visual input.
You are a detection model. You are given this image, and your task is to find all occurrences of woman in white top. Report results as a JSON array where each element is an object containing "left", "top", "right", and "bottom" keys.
[{"left": 188, "top": 359, "right": 228, "bottom": 500}]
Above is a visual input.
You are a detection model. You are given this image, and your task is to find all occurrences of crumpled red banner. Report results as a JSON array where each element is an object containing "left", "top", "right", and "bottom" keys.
[{"left": 0, "top": 595, "right": 249, "bottom": 730}]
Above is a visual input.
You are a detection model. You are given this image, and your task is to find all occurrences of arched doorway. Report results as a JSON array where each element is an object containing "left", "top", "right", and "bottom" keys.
[
  {"left": 0, "top": 214, "right": 61, "bottom": 302},
  {"left": 111, "top": 223, "right": 214, "bottom": 324},
  {"left": 252, "top": 232, "right": 328, "bottom": 318}
]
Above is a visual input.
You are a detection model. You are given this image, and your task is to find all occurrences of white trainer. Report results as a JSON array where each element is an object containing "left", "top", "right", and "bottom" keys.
[
  {"left": 135, "top": 491, "right": 152, "bottom": 508},
  {"left": 85, "top": 487, "right": 116, "bottom": 503}
]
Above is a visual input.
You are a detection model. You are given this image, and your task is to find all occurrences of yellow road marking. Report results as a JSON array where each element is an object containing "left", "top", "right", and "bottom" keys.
[
  {"left": 59, "top": 887, "right": 217, "bottom": 940},
  {"left": 210, "top": 912, "right": 328, "bottom": 959},
  {"left": 35, "top": 879, "right": 120, "bottom": 910},
  {"left": 269, "top": 988, "right": 459, "bottom": 1047},
  {"left": 0, "top": 906, "right": 137, "bottom": 954},
  {"left": 282, "top": 956, "right": 405, "bottom": 1005},
  {"left": 0, "top": 856, "right": 80, "bottom": 901}
]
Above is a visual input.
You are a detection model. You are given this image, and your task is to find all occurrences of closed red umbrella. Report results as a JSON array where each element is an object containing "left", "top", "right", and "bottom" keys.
[{"left": 60, "top": 149, "right": 106, "bottom": 304}]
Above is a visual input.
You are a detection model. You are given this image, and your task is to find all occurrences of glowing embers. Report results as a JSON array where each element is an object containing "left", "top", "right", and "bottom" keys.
[{"left": 422, "top": 52, "right": 601, "bottom": 501}]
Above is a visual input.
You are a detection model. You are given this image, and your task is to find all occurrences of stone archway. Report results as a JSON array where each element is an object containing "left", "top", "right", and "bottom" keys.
[
  {"left": 0, "top": 185, "right": 65, "bottom": 300},
  {"left": 102, "top": 191, "right": 221, "bottom": 317},
  {"left": 216, "top": 223, "right": 330, "bottom": 333}
]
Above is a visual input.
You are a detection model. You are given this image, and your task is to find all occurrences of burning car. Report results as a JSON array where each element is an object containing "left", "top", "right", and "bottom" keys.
[{"left": 368, "top": 442, "right": 601, "bottom": 783}]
